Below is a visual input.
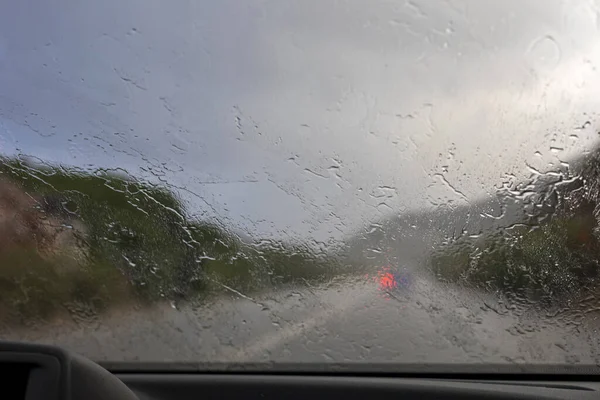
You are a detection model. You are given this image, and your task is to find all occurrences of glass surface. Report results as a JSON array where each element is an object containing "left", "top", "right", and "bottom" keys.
[{"left": 2, "top": 0, "right": 600, "bottom": 365}]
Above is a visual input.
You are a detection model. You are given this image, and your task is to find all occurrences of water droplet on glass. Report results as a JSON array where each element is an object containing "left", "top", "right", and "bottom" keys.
[{"left": 525, "top": 35, "right": 561, "bottom": 73}]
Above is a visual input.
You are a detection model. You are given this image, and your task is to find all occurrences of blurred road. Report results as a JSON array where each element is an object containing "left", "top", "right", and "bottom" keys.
[{"left": 3, "top": 271, "right": 600, "bottom": 365}]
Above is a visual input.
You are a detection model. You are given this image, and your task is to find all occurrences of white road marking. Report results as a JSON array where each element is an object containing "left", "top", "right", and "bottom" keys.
[{"left": 226, "top": 286, "right": 375, "bottom": 361}]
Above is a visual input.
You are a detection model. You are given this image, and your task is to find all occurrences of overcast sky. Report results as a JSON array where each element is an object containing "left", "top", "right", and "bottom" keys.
[{"left": 1, "top": 0, "right": 600, "bottom": 241}]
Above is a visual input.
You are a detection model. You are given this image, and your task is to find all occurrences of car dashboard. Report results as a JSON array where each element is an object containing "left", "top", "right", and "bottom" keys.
[{"left": 2, "top": 341, "right": 600, "bottom": 400}]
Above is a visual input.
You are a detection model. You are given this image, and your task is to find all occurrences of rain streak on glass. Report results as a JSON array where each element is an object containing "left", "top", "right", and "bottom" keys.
[{"left": 2, "top": 0, "right": 600, "bottom": 365}]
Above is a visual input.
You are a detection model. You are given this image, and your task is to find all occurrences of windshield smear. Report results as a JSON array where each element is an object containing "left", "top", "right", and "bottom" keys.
[{"left": 2, "top": 0, "right": 600, "bottom": 365}]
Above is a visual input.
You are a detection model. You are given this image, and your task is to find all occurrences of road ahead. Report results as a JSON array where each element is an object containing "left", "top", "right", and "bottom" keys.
[{"left": 2, "top": 272, "right": 599, "bottom": 365}]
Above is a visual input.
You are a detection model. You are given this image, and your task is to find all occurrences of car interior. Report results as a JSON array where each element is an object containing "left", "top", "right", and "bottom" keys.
[{"left": 5, "top": 340, "right": 600, "bottom": 400}]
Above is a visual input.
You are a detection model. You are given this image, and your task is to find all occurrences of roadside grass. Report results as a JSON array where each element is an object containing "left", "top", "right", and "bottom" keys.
[
  {"left": 0, "top": 157, "right": 351, "bottom": 324},
  {"left": 429, "top": 212, "right": 600, "bottom": 304},
  {"left": 427, "top": 145, "right": 600, "bottom": 306},
  {"left": 5, "top": 151, "right": 599, "bottom": 322},
  {"left": 0, "top": 247, "right": 131, "bottom": 322}
]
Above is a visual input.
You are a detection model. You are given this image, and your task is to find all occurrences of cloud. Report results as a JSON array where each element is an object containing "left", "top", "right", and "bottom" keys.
[{"left": 1, "top": 0, "right": 600, "bottom": 240}]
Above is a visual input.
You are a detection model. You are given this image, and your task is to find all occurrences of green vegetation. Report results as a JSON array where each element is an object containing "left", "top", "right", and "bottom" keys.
[
  {"left": 429, "top": 146, "right": 600, "bottom": 304},
  {"left": 0, "top": 157, "right": 349, "bottom": 324},
  {"left": 430, "top": 201, "right": 600, "bottom": 304}
]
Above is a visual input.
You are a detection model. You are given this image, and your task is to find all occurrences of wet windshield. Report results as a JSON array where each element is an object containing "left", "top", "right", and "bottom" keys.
[{"left": 2, "top": 0, "right": 600, "bottom": 365}]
